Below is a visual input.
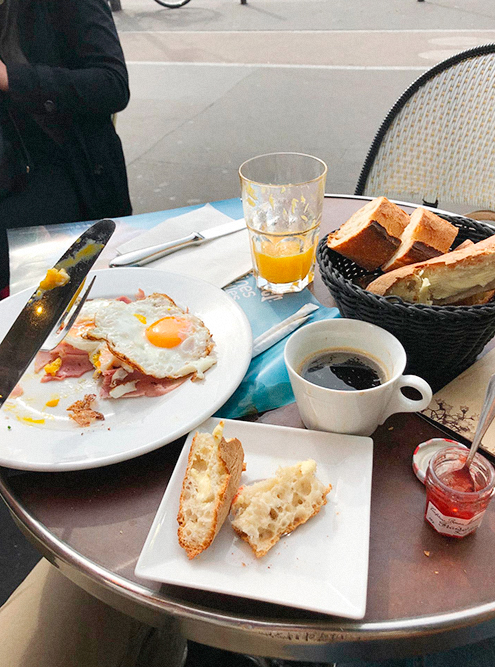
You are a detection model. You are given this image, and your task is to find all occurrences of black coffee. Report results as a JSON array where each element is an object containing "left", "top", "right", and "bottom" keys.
[{"left": 300, "top": 349, "right": 385, "bottom": 391}]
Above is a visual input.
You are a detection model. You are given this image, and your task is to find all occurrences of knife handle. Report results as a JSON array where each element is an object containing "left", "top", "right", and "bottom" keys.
[{"left": 109, "top": 232, "right": 204, "bottom": 267}]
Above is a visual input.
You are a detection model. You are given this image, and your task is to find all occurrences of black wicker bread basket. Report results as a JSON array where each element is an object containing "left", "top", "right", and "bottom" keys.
[{"left": 316, "top": 212, "right": 495, "bottom": 392}]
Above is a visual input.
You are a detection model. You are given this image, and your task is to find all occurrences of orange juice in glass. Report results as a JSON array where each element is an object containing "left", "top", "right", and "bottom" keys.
[{"left": 239, "top": 153, "right": 327, "bottom": 294}]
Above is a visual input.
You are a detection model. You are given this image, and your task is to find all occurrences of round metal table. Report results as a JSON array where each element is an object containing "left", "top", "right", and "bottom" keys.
[{"left": 2, "top": 195, "right": 495, "bottom": 663}]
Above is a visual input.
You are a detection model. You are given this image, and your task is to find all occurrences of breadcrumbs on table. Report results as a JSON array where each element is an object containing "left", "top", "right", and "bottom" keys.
[{"left": 424, "top": 550, "right": 430, "bottom": 557}]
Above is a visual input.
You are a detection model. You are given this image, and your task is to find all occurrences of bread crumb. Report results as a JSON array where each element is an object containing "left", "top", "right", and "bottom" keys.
[
  {"left": 242, "top": 562, "right": 246, "bottom": 567},
  {"left": 434, "top": 571, "right": 439, "bottom": 574},
  {"left": 68, "top": 394, "right": 104, "bottom": 427},
  {"left": 424, "top": 550, "right": 430, "bottom": 557},
  {"left": 388, "top": 426, "right": 394, "bottom": 431}
]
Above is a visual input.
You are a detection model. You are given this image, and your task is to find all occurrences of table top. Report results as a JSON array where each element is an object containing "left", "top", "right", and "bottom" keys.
[{"left": 3, "top": 195, "right": 495, "bottom": 663}]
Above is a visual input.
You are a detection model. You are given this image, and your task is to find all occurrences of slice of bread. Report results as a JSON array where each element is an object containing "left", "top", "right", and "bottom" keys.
[
  {"left": 381, "top": 208, "right": 458, "bottom": 272},
  {"left": 449, "top": 289, "right": 495, "bottom": 306},
  {"left": 455, "top": 239, "right": 474, "bottom": 251},
  {"left": 178, "top": 422, "right": 244, "bottom": 559},
  {"left": 230, "top": 460, "right": 331, "bottom": 558},
  {"left": 367, "top": 234, "right": 495, "bottom": 305},
  {"left": 327, "top": 197, "right": 410, "bottom": 271}
]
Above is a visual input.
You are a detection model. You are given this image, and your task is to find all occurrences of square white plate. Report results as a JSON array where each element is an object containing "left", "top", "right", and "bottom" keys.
[{"left": 135, "top": 417, "right": 373, "bottom": 619}]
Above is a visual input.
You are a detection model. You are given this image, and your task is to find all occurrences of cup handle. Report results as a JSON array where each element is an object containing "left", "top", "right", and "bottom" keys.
[{"left": 379, "top": 375, "right": 433, "bottom": 425}]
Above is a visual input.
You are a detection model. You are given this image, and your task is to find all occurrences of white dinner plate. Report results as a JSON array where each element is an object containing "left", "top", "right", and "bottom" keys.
[
  {"left": 135, "top": 417, "right": 373, "bottom": 619},
  {"left": 0, "top": 269, "right": 252, "bottom": 471}
]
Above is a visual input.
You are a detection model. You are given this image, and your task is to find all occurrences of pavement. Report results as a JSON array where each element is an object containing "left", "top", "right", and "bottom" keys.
[{"left": 112, "top": 0, "right": 495, "bottom": 215}]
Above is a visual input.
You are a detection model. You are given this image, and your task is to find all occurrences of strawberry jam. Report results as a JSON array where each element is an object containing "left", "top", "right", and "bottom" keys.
[{"left": 424, "top": 446, "right": 495, "bottom": 538}]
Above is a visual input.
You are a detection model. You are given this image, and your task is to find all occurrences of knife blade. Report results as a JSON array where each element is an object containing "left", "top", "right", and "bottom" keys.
[
  {"left": 109, "top": 218, "right": 246, "bottom": 268},
  {"left": 0, "top": 219, "right": 115, "bottom": 408}
]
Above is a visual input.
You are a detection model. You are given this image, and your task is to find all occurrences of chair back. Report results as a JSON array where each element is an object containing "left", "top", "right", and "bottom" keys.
[{"left": 355, "top": 44, "right": 495, "bottom": 210}]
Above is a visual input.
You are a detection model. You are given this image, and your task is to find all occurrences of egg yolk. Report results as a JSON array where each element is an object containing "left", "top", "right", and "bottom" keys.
[
  {"left": 39, "top": 268, "right": 70, "bottom": 291},
  {"left": 145, "top": 317, "right": 191, "bottom": 348}
]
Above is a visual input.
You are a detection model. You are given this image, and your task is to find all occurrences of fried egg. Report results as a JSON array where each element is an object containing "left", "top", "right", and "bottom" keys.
[
  {"left": 63, "top": 299, "right": 113, "bottom": 354},
  {"left": 87, "top": 293, "right": 216, "bottom": 379}
]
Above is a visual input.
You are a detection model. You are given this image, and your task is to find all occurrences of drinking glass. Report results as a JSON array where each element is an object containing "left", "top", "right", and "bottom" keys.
[{"left": 239, "top": 152, "right": 327, "bottom": 294}]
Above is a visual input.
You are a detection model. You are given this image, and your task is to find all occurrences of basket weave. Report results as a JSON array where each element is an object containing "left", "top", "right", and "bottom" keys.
[{"left": 316, "top": 212, "right": 495, "bottom": 392}]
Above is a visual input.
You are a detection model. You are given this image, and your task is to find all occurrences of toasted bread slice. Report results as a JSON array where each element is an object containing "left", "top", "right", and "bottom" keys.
[
  {"left": 230, "top": 460, "right": 331, "bottom": 558},
  {"left": 382, "top": 207, "right": 458, "bottom": 272},
  {"left": 178, "top": 422, "right": 244, "bottom": 559},
  {"left": 367, "top": 235, "right": 495, "bottom": 305},
  {"left": 327, "top": 197, "right": 410, "bottom": 271}
]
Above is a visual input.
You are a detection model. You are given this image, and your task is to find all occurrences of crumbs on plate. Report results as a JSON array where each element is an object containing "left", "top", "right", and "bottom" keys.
[{"left": 67, "top": 394, "right": 104, "bottom": 427}]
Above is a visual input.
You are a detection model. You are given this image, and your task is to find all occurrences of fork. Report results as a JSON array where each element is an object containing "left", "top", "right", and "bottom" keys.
[{"left": 41, "top": 276, "right": 96, "bottom": 351}]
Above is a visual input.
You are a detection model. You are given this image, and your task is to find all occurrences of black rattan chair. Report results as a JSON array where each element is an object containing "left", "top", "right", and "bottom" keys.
[{"left": 355, "top": 44, "right": 495, "bottom": 212}]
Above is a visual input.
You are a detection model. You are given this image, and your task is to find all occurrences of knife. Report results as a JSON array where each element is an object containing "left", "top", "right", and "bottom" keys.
[
  {"left": 109, "top": 218, "right": 246, "bottom": 268},
  {"left": 0, "top": 219, "right": 115, "bottom": 408}
]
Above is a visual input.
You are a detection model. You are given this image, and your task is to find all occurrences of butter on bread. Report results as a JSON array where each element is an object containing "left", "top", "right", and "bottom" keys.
[
  {"left": 367, "top": 235, "right": 495, "bottom": 305},
  {"left": 381, "top": 208, "right": 458, "bottom": 272},
  {"left": 178, "top": 422, "right": 244, "bottom": 559},
  {"left": 230, "top": 460, "right": 331, "bottom": 558},
  {"left": 327, "top": 197, "right": 410, "bottom": 271}
]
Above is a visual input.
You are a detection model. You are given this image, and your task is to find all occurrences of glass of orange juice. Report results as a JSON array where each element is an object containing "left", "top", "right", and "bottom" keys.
[{"left": 239, "top": 152, "right": 327, "bottom": 294}]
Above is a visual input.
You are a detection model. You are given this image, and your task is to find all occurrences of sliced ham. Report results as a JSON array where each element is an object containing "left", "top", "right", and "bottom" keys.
[
  {"left": 99, "top": 367, "right": 188, "bottom": 399},
  {"left": 35, "top": 343, "right": 94, "bottom": 382},
  {"left": 10, "top": 384, "right": 24, "bottom": 398},
  {"left": 34, "top": 349, "right": 55, "bottom": 373}
]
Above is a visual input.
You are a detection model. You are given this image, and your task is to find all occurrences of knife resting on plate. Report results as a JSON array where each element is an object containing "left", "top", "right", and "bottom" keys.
[
  {"left": 0, "top": 219, "right": 115, "bottom": 408},
  {"left": 109, "top": 218, "right": 246, "bottom": 268}
]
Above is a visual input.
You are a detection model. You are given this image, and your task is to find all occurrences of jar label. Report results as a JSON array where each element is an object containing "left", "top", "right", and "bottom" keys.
[{"left": 426, "top": 502, "right": 485, "bottom": 537}]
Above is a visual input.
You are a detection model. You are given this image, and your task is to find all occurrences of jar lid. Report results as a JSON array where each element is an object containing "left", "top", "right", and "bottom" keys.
[{"left": 412, "top": 438, "right": 469, "bottom": 484}]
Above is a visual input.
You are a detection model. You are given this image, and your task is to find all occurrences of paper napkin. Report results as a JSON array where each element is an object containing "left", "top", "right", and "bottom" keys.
[
  {"left": 218, "top": 273, "right": 339, "bottom": 419},
  {"left": 115, "top": 204, "right": 252, "bottom": 288},
  {"left": 421, "top": 348, "right": 495, "bottom": 456}
]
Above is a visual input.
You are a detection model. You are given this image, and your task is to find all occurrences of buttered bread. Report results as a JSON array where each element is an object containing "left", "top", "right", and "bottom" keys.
[{"left": 178, "top": 422, "right": 244, "bottom": 559}]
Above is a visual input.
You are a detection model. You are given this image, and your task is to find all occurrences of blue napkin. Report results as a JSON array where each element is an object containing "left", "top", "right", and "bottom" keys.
[{"left": 217, "top": 274, "right": 339, "bottom": 419}]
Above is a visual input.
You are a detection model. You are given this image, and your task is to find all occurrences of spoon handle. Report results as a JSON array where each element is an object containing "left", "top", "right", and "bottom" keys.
[{"left": 465, "top": 373, "right": 495, "bottom": 468}]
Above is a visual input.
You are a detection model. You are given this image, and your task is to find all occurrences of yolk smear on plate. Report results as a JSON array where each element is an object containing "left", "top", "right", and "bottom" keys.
[
  {"left": 45, "top": 396, "right": 60, "bottom": 408},
  {"left": 18, "top": 416, "right": 45, "bottom": 425}
]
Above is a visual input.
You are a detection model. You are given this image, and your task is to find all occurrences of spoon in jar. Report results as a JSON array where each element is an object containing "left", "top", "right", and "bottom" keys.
[{"left": 452, "top": 374, "right": 495, "bottom": 491}]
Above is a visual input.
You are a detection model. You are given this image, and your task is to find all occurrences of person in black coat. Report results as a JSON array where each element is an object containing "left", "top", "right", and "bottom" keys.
[{"left": 0, "top": 0, "right": 132, "bottom": 297}]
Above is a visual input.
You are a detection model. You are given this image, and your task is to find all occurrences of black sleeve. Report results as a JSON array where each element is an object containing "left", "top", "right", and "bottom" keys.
[{"left": 6, "top": 0, "right": 130, "bottom": 117}]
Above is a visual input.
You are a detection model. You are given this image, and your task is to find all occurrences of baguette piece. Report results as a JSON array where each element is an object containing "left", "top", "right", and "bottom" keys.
[
  {"left": 230, "top": 460, "right": 331, "bottom": 558},
  {"left": 367, "top": 235, "right": 495, "bottom": 305},
  {"left": 178, "top": 422, "right": 244, "bottom": 559},
  {"left": 381, "top": 207, "right": 458, "bottom": 272},
  {"left": 327, "top": 197, "right": 410, "bottom": 271},
  {"left": 450, "top": 289, "right": 495, "bottom": 306},
  {"left": 455, "top": 239, "right": 474, "bottom": 251}
]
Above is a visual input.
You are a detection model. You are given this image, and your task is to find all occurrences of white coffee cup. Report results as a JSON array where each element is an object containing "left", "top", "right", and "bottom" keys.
[{"left": 284, "top": 319, "right": 432, "bottom": 436}]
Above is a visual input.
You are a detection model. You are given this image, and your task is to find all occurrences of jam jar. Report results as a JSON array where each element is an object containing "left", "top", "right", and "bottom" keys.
[{"left": 424, "top": 445, "right": 495, "bottom": 538}]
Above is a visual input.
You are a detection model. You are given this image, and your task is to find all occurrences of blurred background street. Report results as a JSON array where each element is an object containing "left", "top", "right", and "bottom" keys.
[{"left": 112, "top": 0, "right": 495, "bottom": 214}]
